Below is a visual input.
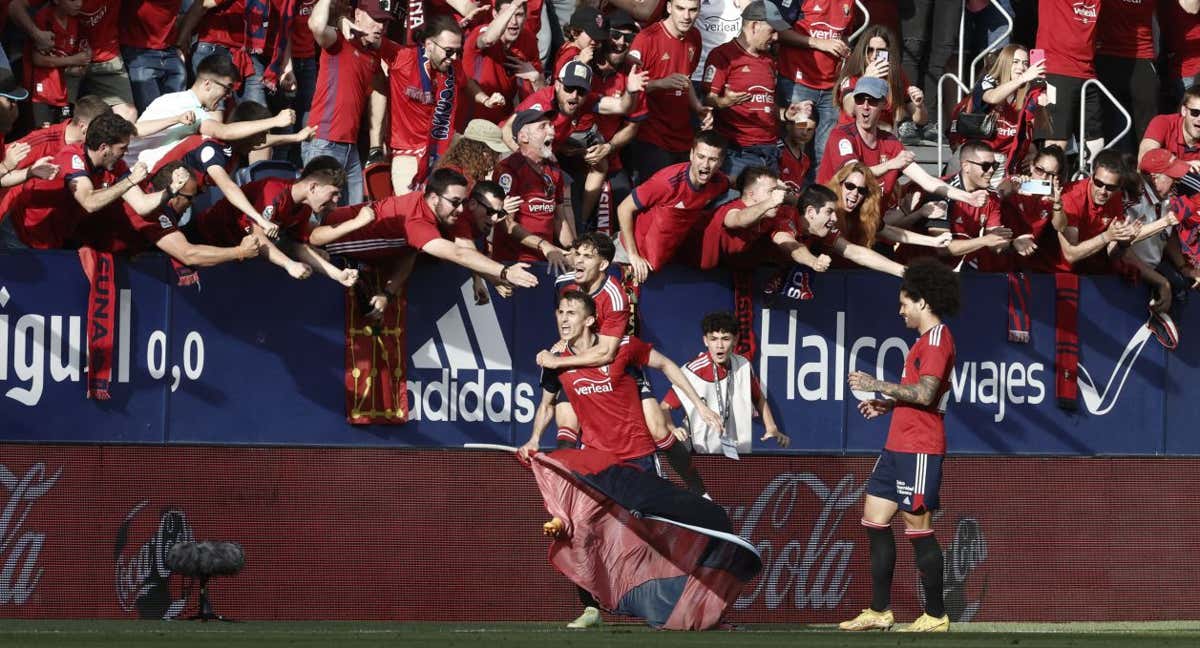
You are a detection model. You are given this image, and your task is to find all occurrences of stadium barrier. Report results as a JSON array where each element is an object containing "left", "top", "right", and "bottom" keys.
[
  {"left": 0, "top": 251, "right": 1195, "bottom": 455},
  {"left": 0, "top": 446, "right": 1194, "bottom": 622}
]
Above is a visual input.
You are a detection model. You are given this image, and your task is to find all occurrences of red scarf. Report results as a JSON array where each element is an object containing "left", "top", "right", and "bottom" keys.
[
  {"left": 1054, "top": 273, "right": 1079, "bottom": 411},
  {"left": 79, "top": 247, "right": 116, "bottom": 400}
]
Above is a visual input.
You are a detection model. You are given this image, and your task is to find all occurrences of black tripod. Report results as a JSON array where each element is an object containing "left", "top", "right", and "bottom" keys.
[{"left": 184, "top": 577, "right": 234, "bottom": 622}]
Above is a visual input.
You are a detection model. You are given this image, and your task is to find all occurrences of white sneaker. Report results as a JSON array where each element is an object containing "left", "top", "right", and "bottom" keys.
[{"left": 566, "top": 606, "right": 602, "bottom": 629}]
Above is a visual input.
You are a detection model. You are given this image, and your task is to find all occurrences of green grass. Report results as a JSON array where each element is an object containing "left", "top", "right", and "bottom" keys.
[{"left": 2, "top": 621, "right": 1200, "bottom": 648}]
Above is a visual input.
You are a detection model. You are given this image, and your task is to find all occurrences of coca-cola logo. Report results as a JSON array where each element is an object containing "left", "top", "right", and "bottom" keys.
[
  {"left": 730, "top": 472, "right": 865, "bottom": 610},
  {"left": 920, "top": 514, "right": 989, "bottom": 621},
  {"left": 0, "top": 462, "right": 61, "bottom": 606},
  {"left": 113, "top": 501, "right": 194, "bottom": 619}
]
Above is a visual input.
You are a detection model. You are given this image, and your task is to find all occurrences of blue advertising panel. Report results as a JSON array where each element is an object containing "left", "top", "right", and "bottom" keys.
[{"left": 0, "top": 250, "right": 1187, "bottom": 455}]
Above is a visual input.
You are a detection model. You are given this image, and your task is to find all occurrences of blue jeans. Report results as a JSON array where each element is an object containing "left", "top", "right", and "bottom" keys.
[
  {"left": 123, "top": 46, "right": 187, "bottom": 113},
  {"left": 192, "top": 42, "right": 266, "bottom": 106},
  {"left": 719, "top": 142, "right": 781, "bottom": 205},
  {"left": 292, "top": 56, "right": 318, "bottom": 131},
  {"left": 778, "top": 77, "right": 836, "bottom": 176},
  {"left": 302, "top": 139, "right": 363, "bottom": 205}
]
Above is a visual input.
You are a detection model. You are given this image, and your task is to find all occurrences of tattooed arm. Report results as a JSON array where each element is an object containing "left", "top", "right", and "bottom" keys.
[{"left": 847, "top": 372, "right": 942, "bottom": 407}]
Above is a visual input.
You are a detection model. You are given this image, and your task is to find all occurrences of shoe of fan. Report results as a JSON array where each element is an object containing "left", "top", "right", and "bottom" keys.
[
  {"left": 898, "top": 120, "right": 922, "bottom": 146},
  {"left": 838, "top": 608, "right": 895, "bottom": 631},
  {"left": 896, "top": 612, "right": 950, "bottom": 632},
  {"left": 921, "top": 123, "right": 944, "bottom": 143},
  {"left": 566, "top": 606, "right": 602, "bottom": 629},
  {"left": 542, "top": 517, "right": 566, "bottom": 539}
]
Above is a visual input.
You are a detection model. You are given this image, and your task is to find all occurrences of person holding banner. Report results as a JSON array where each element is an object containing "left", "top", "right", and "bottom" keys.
[{"left": 842, "top": 258, "right": 958, "bottom": 633}]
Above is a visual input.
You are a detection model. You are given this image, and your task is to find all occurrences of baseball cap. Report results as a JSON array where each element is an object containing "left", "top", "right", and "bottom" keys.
[
  {"left": 511, "top": 108, "right": 554, "bottom": 137},
  {"left": 357, "top": 0, "right": 395, "bottom": 23},
  {"left": 607, "top": 9, "right": 638, "bottom": 32},
  {"left": 558, "top": 60, "right": 594, "bottom": 92},
  {"left": 569, "top": 7, "right": 611, "bottom": 41},
  {"left": 0, "top": 68, "right": 30, "bottom": 102},
  {"left": 462, "top": 119, "right": 510, "bottom": 153},
  {"left": 852, "top": 76, "right": 889, "bottom": 100},
  {"left": 1139, "top": 148, "right": 1191, "bottom": 179},
  {"left": 741, "top": 1, "right": 791, "bottom": 31}
]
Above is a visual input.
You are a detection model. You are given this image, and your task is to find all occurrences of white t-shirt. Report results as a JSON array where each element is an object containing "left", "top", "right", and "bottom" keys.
[
  {"left": 128, "top": 90, "right": 217, "bottom": 169},
  {"left": 1129, "top": 181, "right": 1172, "bottom": 267},
  {"left": 691, "top": 0, "right": 745, "bottom": 82}
]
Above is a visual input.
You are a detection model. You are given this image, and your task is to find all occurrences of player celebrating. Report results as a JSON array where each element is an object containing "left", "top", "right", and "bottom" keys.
[{"left": 841, "top": 258, "right": 959, "bottom": 633}]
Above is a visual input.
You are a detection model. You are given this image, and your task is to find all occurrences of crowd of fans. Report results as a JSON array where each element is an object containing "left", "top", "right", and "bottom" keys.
[{"left": 0, "top": 0, "right": 1198, "bottom": 324}]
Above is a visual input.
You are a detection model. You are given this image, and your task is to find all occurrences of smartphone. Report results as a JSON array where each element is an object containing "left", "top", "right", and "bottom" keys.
[
  {"left": 1019, "top": 179, "right": 1053, "bottom": 196},
  {"left": 875, "top": 50, "right": 889, "bottom": 63},
  {"left": 1030, "top": 48, "right": 1046, "bottom": 69}
]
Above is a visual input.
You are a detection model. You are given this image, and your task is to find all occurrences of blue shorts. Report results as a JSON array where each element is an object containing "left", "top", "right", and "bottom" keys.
[{"left": 866, "top": 450, "right": 944, "bottom": 513}]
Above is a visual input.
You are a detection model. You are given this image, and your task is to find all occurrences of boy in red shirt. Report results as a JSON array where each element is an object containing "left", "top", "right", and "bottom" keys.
[{"left": 27, "top": 0, "right": 89, "bottom": 128}]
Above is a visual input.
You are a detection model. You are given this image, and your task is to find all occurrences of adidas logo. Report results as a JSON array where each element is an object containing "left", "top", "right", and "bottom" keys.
[
  {"left": 903, "top": 496, "right": 911, "bottom": 505},
  {"left": 406, "top": 279, "right": 536, "bottom": 423},
  {"left": 675, "top": 201, "right": 686, "bottom": 208}
]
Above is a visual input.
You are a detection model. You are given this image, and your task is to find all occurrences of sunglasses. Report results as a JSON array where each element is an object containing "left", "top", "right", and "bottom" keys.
[
  {"left": 1187, "top": 107, "right": 1200, "bottom": 118},
  {"left": 842, "top": 181, "right": 866, "bottom": 194},
  {"left": 964, "top": 159, "right": 997, "bottom": 173},
  {"left": 1092, "top": 177, "right": 1120, "bottom": 192},
  {"left": 611, "top": 30, "right": 635, "bottom": 42},
  {"left": 430, "top": 41, "right": 463, "bottom": 59},
  {"left": 437, "top": 193, "right": 465, "bottom": 208},
  {"left": 853, "top": 94, "right": 883, "bottom": 106},
  {"left": 560, "top": 85, "right": 587, "bottom": 95}
]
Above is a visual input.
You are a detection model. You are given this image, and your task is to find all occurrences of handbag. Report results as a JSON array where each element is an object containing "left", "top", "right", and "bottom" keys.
[{"left": 954, "top": 110, "right": 998, "bottom": 139}]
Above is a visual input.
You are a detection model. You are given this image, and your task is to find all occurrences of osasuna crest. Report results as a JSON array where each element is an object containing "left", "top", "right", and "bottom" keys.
[{"left": 498, "top": 173, "right": 513, "bottom": 193}]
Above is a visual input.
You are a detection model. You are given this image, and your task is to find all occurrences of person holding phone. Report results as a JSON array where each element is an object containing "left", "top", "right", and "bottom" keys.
[
  {"left": 970, "top": 44, "right": 1050, "bottom": 181},
  {"left": 833, "top": 26, "right": 926, "bottom": 140},
  {"left": 1000, "top": 144, "right": 1069, "bottom": 272}
]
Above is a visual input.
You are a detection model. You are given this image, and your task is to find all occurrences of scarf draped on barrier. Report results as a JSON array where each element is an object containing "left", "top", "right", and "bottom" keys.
[
  {"left": 1055, "top": 273, "right": 1080, "bottom": 411},
  {"left": 1007, "top": 271, "right": 1032, "bottom": 343},
  {"left": 345, "top": 271, "right": 409, "bottom": 423},
  {"left": 529, "top": 449, "right": 762, "bottom": 630},
  {"left": 78, "top": 247, "right": 116, "bottom": 400}
]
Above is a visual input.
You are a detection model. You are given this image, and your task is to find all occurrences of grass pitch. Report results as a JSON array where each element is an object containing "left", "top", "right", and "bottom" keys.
[{"left": 2, "top": 621, "right": 1200, "bottom": 647}]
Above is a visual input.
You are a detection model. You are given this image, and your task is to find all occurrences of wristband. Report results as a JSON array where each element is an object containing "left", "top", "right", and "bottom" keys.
[{"left": 500, "top": 265, "right": 510, "bottom": 282}]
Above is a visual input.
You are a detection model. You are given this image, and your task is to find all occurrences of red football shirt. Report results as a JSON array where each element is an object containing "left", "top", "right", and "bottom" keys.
[
  {"left": 885, "top": 323, "right": 955, "bottom": 455},
  {"left": 386, "top": 45, "right": 464, "bottom": 153},
  {"left": 1060, "top": 177, "right": 1122, "bottom": 273},
  {"left": 560, "top": 276, "right": 629, "bottom": 339},
  {"left": 10, "top": 122, "right": 69, "bottom": 170},
  {"left": 592, "top": 68, "right": 647, "bottom": 172},
  {"left": 29, "top": 8, "right": 80, "bottom": 107},
  {"left": 191, "top": 178, "right": 313, "bottom": 245},
  {"left": 941, "top": 178, "right": 1005, "bottom": 271},
  {"left": 628, "top": 21, "right": 702, "bottom": 153},
  {"left": 553, "top": 43, "right": 582, "bottom": 79},
  {"left": 76, "top": 0, "right": 120, "bottom": 62},
  {"left": 490, "top": 153, "right": 564, "bottom": 262},
  {"left": 817, "top": 123, "right": 907, "bottom": 197},
  {"left": 1002, "top": 192, "right": 1066, "bottom": 273},
  {"left": 662, "top": 351, "right": 763, "bottom": 410},
  {"left": 1096, "top": 0, "right": 1155, "bottom": 60},
  {"left": 120, "top": 0, "right": 181, "bottom": 50},
  {"left": 702, "top": 39, "right": 778, "bottom": 147},
  {"left": 541, "top": 336, "right": 658, "bottom": 462},
  {"left": 320, "top": 193, "right": 471, "bottom": 261},
  {"left": 516, "top": 86, "right": 601, "bottom": 147},
  {"left": 290, "top": 0, "right": 320, "bottom": 59},
  {"left": 631, "top": 162, "right": 730, "bottom": 269},
  {"left": 1142, "top": 113, "right": 1200, "bottom": 164},
  {"left": 1035, "top": 0, "right": 1100, "bottom": 78},
  {"left": 700, "top": 200, "right": 797, "bottom": 268},
  {"left": 196, "top": 0, "right": 246, "bottom": 49},
  {"left": 459, "top": 24, "right": 540, "bottom": 128},
  {"left": 779, "top": 0, "right": 852, "bottom": 90},
  {"left": 73, "top": 202, "right": 183, "bottom": 254},
  {"left": 779, "top": 143, "right": 811, "bottom": 193},
  {"left": 11, "top": 143, "right": 129, "bottom": 249},
  {"left": 308, "top": 34, "right": 395, "bottom": 144},
  {"left": 1160, "top": 0, "right": 1200, "bottom": 80}
]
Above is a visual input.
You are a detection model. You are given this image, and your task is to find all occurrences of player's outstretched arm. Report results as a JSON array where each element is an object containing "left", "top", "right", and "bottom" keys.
[
  {"left": 848, "top": 371, "right": 941, "bottom": 407},
  {"left": 646, "top": 349, "right": 724, "bottom": 434}
]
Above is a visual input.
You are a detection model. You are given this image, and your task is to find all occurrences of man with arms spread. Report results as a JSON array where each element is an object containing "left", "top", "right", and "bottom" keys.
[{"left": 842, "top": 258, "right": 960, "bottom": 633}]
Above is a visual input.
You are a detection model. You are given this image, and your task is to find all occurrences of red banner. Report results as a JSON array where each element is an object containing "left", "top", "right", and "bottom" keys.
[{"left": 0, "top": 447, "right": 1195, "bottom": 622}]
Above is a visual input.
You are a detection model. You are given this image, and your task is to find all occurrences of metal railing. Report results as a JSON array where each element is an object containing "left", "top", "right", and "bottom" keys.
[
  {"left": 937, "top": 72, "right": 971, "bottom": 173},
  {"left": 956, "top": 0, "right": 1014, "bottom": 102},
  {"left": 1077, "top": 79, "right": 1132, "bottom": 177},
  {"left": 848, "top": 0, "right": 871, "bottom": 43}
]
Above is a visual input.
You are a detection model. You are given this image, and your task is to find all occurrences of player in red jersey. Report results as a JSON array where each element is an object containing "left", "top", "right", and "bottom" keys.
[
  {"left": 779, "top": 104, "right": 815, "bottom": 193},
  {"left": 1056, "top": 150, "right": 1140, "bottom": 274},
  {"left": 1139, "top": 85, "right": 1200, "bottom": 171},
  {"left": 617, "top": 130, "right": 730, "bottom": 281},
  {"left": 490, "top": 109, "right": 575, "bottom": 270},
  {"left": 842, "top": 258, "right": 959, "bottom": 633},
  {"left": 625, "top": 0, "right": 709, "bottom": 183}
]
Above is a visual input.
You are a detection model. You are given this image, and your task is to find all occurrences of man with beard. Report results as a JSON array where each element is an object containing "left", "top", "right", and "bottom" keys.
[
  {"left": 1056, "top": 150, "right": 1140, "bottom": 274},
  {"left": 818, "top": 78, "right": 987, "bottom": 211},
  {"left": 1139, "top": 85, "right": 1200, "bottom": 172},
  {"left": 617, "top": 130, "right": 729, "bottom": 282},
  {"left": 1, "top": 113, "right": 187, "bottom": 250},
  {"left": 304, "top": 0, "right": 397, "bottom": 205},
  {"left": 458, "top": 0, "right": 543, "bottom": 129},
  {"left": 387, "top": 15, "right": 502, "bottom": 193},
  {"left": 491, "top": 109, "right": 575, "bottom": 271},
  {"left": 187, "top": 157, "right": 359, "bottom": 286},
  {"left": 626, "top": 0, "right": 711, "bottom": 184},
  {"left": 131, "top": 55, "right": 294, "bottom": 171},
  {"left": 312, "top": 173, "right": 545, "bottom": 315},
  {"left": 505, "top": 60, "right": 644, "bottom": 232}
]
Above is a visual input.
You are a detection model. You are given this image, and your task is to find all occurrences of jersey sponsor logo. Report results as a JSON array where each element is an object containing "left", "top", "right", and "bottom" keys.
[
  {"left": 807, "top": 22, "right": 845, "bottom": 40},
  {"left": 77, "top": 6, "right": 107, "bottom": 28},
  {"left": 525, "top": 197, "right": 557, "bottom": 214},
  {"left": 1072, "top": 2, "right": 1099, "bottom": 22},
  {"left": 407, "top": 279, "right": 536, "bottom": 423},
  {"left": 700, "top": 16, "right": 741, "bottom": 34},
  {"left": 570, "top": 376, "right": 615, "bottom": 395},
  {"left": 746, "top": 84, "right": 774, "bottom": 107}
]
